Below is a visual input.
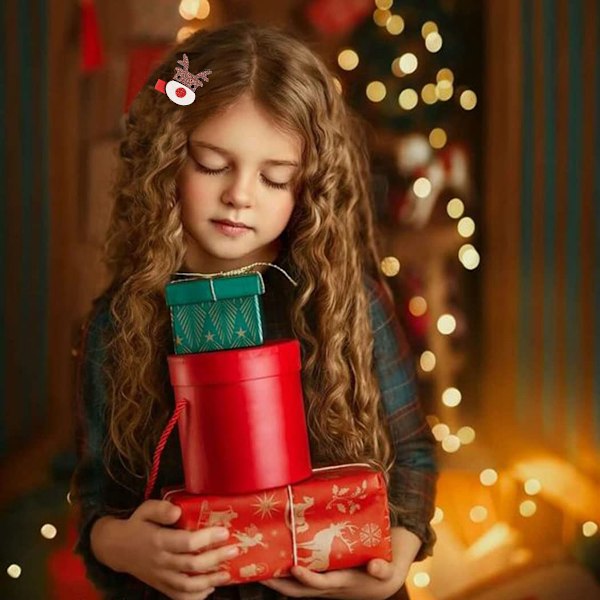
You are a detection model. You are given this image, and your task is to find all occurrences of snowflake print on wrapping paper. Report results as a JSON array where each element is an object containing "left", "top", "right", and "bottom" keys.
[
  {"left": 359, "top": 523, "right": 382, "bottom": 548},
  {"left": 325, "top": 480, "right": 368, "bottom": 514}
]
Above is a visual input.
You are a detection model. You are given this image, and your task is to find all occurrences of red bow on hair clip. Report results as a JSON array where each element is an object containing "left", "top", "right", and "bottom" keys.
[{"left": 155, "top": 53, "right": 212, "bottom": 106}]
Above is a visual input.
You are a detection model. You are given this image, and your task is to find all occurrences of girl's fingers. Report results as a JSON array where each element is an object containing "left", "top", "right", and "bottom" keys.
[
  {"left": 366, "top": 558, "right": 396, "bottom": 581},
  {"left": 160, "top": 526, "right": 231, "bottom": 553},
  {"left": 162, "top": 568, "right": 231, "bottom": 594},
  {"left": 164, "top": 543, "right": 239, "bottom": 573}
]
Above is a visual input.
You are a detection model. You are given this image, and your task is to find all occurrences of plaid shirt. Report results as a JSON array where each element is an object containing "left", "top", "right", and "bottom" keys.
[{"left": 71, "top": 259, "right": 438, "bottom": 600}]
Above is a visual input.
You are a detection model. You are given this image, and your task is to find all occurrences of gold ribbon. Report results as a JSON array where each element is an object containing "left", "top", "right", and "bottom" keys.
[{"left": 173, "top": 262, "right": 298, "bottom": 287}]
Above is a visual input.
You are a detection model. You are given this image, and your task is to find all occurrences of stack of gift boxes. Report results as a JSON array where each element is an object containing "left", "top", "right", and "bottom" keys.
[{"left": 157, "top": 270, "right": 392, "bottom": 585}]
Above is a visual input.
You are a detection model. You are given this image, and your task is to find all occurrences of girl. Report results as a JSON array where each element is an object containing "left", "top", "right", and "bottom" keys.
[{"left": 71, "top": 20, "right": 437, "bottom": 600}]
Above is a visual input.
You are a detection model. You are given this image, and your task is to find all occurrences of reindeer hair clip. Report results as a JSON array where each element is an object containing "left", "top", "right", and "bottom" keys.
[{"left": 154, "top": 53, "right": 212, "bottom": 106}]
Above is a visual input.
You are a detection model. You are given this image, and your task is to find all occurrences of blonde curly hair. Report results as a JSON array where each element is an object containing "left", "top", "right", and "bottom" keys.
[{"left": 99, "top": 20, "right": 402, "bottom": 519}]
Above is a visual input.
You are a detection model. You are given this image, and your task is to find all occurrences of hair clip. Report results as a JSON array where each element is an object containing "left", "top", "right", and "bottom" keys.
[{"left": 154, "top": 53, "right": 211, "bottom": 106}]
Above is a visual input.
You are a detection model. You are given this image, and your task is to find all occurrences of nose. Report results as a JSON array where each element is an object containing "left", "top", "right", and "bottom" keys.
[{"left": 221, "top": 171, "right": 255, "bottom": 209}]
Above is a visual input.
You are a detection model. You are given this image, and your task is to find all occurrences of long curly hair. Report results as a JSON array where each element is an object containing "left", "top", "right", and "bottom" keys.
[{"left": 99, "top": 20, "right": 402, "bottom": 518}]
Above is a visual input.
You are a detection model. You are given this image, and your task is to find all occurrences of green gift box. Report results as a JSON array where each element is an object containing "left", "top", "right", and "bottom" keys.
[{"left": 165, "top": 273, "right": 266, "bottom": 354}]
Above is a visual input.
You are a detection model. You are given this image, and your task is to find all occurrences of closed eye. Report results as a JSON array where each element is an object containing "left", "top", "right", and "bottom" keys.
[{"left": 194, "top": 162, "right": 289, "bottom": 191}]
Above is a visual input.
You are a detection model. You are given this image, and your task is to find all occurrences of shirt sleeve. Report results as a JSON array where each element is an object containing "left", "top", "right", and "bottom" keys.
[
  {"left": 69, "top": 300, "right": 140, "bottom": 594},
  {"left": 367, "top": 277, "right": 438, "bottom": 561}
]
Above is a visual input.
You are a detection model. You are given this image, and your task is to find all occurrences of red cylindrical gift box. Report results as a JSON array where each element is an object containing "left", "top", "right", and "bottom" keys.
[{"left": 167, "top": 339, "right": 312, "bottom": 495}]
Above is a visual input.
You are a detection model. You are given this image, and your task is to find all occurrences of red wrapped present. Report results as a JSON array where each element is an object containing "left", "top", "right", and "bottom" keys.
[{"left": 162, "top": 464, "right": 392, "bottom": 585}]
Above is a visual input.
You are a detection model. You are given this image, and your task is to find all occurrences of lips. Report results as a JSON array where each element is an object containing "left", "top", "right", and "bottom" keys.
[{"left": 212, "top": 219, "right": 251, "bottom": 229}]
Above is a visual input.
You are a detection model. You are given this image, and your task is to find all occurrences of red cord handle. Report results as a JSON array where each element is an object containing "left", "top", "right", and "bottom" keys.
[{"left": 144, "top": 398, "right": 188, "bottom": 501}]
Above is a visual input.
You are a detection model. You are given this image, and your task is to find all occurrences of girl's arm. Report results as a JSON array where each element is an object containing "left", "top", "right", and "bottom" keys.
[{"left": 368, "top": 277, "right": 438, "bottom": 561}]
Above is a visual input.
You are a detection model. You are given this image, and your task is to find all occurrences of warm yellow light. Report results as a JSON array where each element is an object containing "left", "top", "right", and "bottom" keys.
[
  {"left": 197, "top": 0, "right": 210, "bottom": 19},
  {"left": 426, "top": 414, "right": 440, "bottom": 427},
  {"left": 391, "top": 58, "right": 403, "bottom": 78},
  {"left": 437, "top": 314, "right": 456, "bottom": 335},
  {"left": 457, "top": 426, "right": 476, "bottom": 444},
  {"left": 436, "top": 81, "right": 453, "bottom": 101},
  {"left": 442, "top": 434, "right": 461, "bottom": 453},
  {"left": 399, "top": 53, "right": 418, "bottom": 74},
  {"left": 470, "top": 505, "right": 488, "bottom": 523},
  {"left": 333, "top": 77, "right": 342, "bottom": 94},
  {"left": 442, "top": 387, "right": 462, "bottom": 407},
  {"left": 409, "top": 296, "right": 427, "bottom": 316},
  {"left": 447, "top": 197, "right": 465, "bottom": 218},
  {"left": 460, "top": 89, "right": 478, "bottom": 110},
  {"left": 366, "top": 81, "right": 387, "bottom": 102},
  {"left": 413, "top": 572, "right": 431, "bottom": 587},
  {"left": 431, "top": 506, "right": 444, "bottom": 524},
  {"left": 524, "top": 478, "right": 542, "bottom": 495},
  {"left": 41, "top": 524, "right": 58, "bottom": 539},
  {"left": 375, "top": 0, "right": 394, "bottom": 9},
  {"left": 425, "top": 32, "right": 443, "bottom": 53},
  {"left": 386, "top": 15, "right": 405, "bottom": 35},
  {"left": 179, "top": 0, "right": 201, "bottom": 20},
  {"left": 398, "top": 88, "right": 418, "bottom": 110},
  {"left": 519, "top": 500, "right": 537, "bottom": 517},
  {"left": 583, "top": 521, "right": 598, "bottom": 537},
  {"left": 429, "top": 127, "right": 447, "bottom": 149},
  {"left": 420, "top": 350, "right": 436, "bottom": 372},
  {"left": 7, "top": 564, "right": 22, "bottom": 578},
  {"left": 413, "top": 177, "right": 432, "bottom": 198},
  {"left": 176, "top": 26, "right": 197, "bottom": 42},
  {"left": 338, "top": 49, "right": 359, "bottom": 71},
  {"left": 380, "top": 256, "right": 400, "bottom": 276},
  {"left": 432, "top": 423, "right": 450, "bottom": 441},
  {"left": 466, "top": 523, "right": 519, "bottom": 561},
  {"left": 480, "top": 468, "right": 498, "bottom": 486},
  {"left": 437, "top": 68, "right": 454, "bottom": 83},
  {"left": 421, "top": 83, "right": 438, "bottom": 104},
  {"left": 458, "top": 216, "right": 476, "bottom": 237},
  {"left": 461, "top": 247, "right": 481, "bottom": 270},
  {"left": 373, "top": 8, "right": 392, "bottom": 27},
  {"left": 421, "top": 21, "right": 438, "bottom": 38}
]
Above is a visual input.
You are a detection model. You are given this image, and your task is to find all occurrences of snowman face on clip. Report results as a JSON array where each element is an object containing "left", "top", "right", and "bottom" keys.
[{"left": 166, "top": 80, "right": 196, "bottom": 106}]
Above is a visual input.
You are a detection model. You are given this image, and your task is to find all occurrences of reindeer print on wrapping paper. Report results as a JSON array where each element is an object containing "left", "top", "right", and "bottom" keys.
[
  {"left": 297, "top": 522, "right": 359, "bottom": 571},
  {"left": 196, "top": 501, "right": 238, "bottom": 529},
  {"left": 284, "top": 495, "right": 315, "bottom": 534}
]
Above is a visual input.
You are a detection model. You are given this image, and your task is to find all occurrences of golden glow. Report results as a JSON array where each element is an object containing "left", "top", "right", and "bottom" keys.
[
  {"left": 421, "top": 21, "right": 438, "bottom": 38},
  {"left": 426, "top": 414, "right": 440, "bottom": 427},
  {"left": 413, "top": 177, "right": 432, "bottom": 198},
  {"left": 470, "top": 506, "right": 488, "bottom": 523},
  {"left": 442, "top": 387, "right": 462, "bottom": 407},
  {"left": 429, "top": 127, "right": 447, "bottom": 149},
  {"left": 176, "top": 26, "right": 197, "bottom": 42},
  {"left": 197, "top": 0, "right": 210, "bottom": 19},
  {"left": 386, "top": 15, "right": 405, "bottom": 35},
  {"left": 338, "top": 49, "right": 359, "bottom": 71},
  {"left": 583, "top": 521, "right": 598, "bottom": 537},
  {"left": 399, "top": 53, "right": 418, "bottom": 74},
  {"left": 457, "top": 426, "right": 476, "bottom": 444},
  {"left": 420, "top": 350, "right": 436, "bottom": 371},
  {"left": 431, "top": 506, "right": 444, "bottom": 524},
  {"left": 409, "top": 296, "right": 427, "bottom": 316},
  {"left": 437, "top": 314, "right": 456, "bottom": 335},
  {"left": 391, "top": 58, "right": 403, "bottom": 78},
  {"left": 179, "top": 0, "right": 200, "bottom": 20},
  {"left": 421, "top": 83, "right": 438, "bottom": 104},
  {"left": 458, "top": 216, "right": 476, "bottom": 237},
  {"left": 398, "top": 88, "right": 418, "bottom": 110},
  {"left": 461, "top": 246, "right": 481, "bottom": 270},
  {"left": 375, "top": 0, "right": 393, "bottom": 9},
  {"left": 333, "top": 77, "right": 342, "bottom": 94},
  {"left": 447, "top": 197, "right": 465, "bottom": 218},
  {"left": 436, "top": 81, "right": 454, "bottom": 101},
  {"left": 442, "top": 434, "right": 461, "bottom": 453},
  {"left": 437, "top": 68, "right": 454, "bottom": 83},
  {"left": 366, "top": 81, "right": 387, "bottom": 102},
  {"left": 480, "top": 468, "right": 498, "bottom": 486},
  {"left": 380, "top": 256, "right": 400, "bottom": 276},
  {"left": 41, "top": 524, "right": 57, "bottom": 539},
  {"left": 373, "top": 8, "right": 392, "bottom": 27},
  {"left": 425, "top": 32, "right": 443, "bottom": 53},
  {"left": 413, "top": 572, "right": 431, "bottom": 587},
  {"left": 7, "top": 564, "right": 22, "bottom": 578},
  {"left": 466, "top": 523, "right": 519, "bottom": 561},
  {"left": 519, "top": 500, "right": 537, "bottom": 517},
  {"left": 524, "top": 478, "right": 542, "bottom": 495},
  {"left": 432, "top": 423, "right": 450, "bottom": 441},
  {"left": 460, "top": 89, "right": 478, "bottom": 110}
]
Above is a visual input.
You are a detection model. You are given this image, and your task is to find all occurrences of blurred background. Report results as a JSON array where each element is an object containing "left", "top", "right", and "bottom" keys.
[{"left": 1, "top": 0, "right": 599, "bottom": 598}]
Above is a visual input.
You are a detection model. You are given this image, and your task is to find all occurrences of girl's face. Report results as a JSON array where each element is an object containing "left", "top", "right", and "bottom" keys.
[{"left": 177, "top": 93, "right": 301, "bottom": 273}]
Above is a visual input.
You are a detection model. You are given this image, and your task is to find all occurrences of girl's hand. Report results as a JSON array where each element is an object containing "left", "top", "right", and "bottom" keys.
[
  {"left": 262, "top": 559, "right": 407, "bottom": 599},
  {"left": 92, "top": 500, "right": 239, "bottom": 600}
]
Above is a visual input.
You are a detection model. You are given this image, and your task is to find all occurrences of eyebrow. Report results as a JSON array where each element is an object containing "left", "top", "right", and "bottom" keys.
[{"left": 190, "top": 140, "right": 299, "bottom": 167}]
